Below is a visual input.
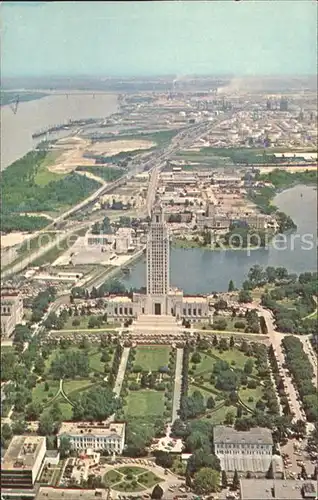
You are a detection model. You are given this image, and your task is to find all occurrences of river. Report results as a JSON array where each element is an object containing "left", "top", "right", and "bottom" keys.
[
  {"left": 122, "top": 185, "right": 317, "bottom": 293},
  {"left": 0, "top": 92, "right": 118, "bottom": 170}
]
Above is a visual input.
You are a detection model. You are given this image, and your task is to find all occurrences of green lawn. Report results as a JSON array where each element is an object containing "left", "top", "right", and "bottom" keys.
[
  {"left": 190, "top": 353, "right": 214, "bottom": 374},
  {"left": 62, "top": 379, "right": 94, "bottom": 397},
  {"left": 34, "top": 151, "right": 65, "bottom": 186},
  {"left": 212, "top": 348, "right": 255, "bottom": 371},
  {"left": 205, "top": 404, "right": 237, "bottom": 425},
  {"left": 239, "top": 385, "right": 264, "bottom": 410},
  {"left": 60, "top": 316, "right": 120, "bottom": 331},
  {"left": 32, "top": 380, "right": 60, "bottom": 404},
  {"left": 124, "top": 390, "right": 165, "bottom": 417},
  {"left": 134, "top": 346, "right": 170, "bottom": 371},
  {"left": 55, "top": 401, "right": 73, "bottom": 420}
]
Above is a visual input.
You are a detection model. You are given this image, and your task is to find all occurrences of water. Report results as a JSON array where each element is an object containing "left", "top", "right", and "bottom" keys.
[
  {"left": 0, "top": 92, "right": 118, "bottom": 170},
  {"left": 122, "top": 185, "right": 317, "bottom": 293}
]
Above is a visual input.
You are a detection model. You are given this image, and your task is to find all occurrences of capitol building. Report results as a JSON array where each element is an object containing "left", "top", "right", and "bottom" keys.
[{"left": 105, "top": 205, "right": 211, "bottom": 328}]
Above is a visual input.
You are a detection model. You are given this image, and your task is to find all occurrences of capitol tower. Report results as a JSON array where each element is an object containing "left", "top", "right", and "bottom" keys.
[{"left": 146, "top": 204, "right": 170, "bottom": 315}]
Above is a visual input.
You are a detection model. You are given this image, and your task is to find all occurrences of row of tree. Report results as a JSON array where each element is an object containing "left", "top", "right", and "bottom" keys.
[{"left": 282, "top": 336, "right": 318, "bottom": 422}]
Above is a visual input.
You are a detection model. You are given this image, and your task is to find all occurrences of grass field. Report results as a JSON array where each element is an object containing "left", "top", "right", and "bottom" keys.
[
  {"left": 124, "top": 390, "right": 165, "bottom": 418},
  {"left": 32, "top": 380, "right": 60, "bottom": 404},
  {"left": 44, "top": 346, "right": 109, "bottom": 375},
  {"left": 134, "top": 346, "right": 170, "bottom": 372},
  {"left": 34, "top": 151, "right": 65, "bottom": 186},
  {"left": 239, "top": 386, "right": 264, "bottom": 410},
  {"left": 203, "top": 404, "right": 237, "bottom": 425}
]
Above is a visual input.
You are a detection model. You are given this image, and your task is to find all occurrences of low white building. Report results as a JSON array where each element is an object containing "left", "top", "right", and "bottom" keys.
[
  {"left": 0, "top": 287, "right": 23, "bottom": 338},
  {"left": 115, "top": 227, "right": 134, "bottom": 254},
  {"left": 57, "top": 422, "right": 125, "bottom": 455}
]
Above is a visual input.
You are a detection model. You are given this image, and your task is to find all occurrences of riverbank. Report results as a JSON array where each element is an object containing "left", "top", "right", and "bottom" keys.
[
  {"left": 171, "top": 238, "right": 262, "bottom": 252},
  {"left": 1, "top": 92, "right": 118, "bottom": 169},
  {"left": 121, "top": 185, "right": 317, "bottom": 293}
]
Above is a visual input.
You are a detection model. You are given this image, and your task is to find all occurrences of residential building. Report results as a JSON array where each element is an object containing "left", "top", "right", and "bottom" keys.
[
  {"left": 213, "top": 426, "right": 283, "bottom": 478},
  {"left": 0, "top": 287, "right": 23, "bottom": 338},
  {"left": 1, "top": 436, "right": 46, "bottom": 489},
  {"left": 57, "top": 422, "right": 125, "bottom": 454}
]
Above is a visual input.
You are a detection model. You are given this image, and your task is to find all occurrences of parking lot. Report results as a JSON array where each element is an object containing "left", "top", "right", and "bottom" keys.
[{"left": 281, "top": 438, "right": 316, "bottom": 479}]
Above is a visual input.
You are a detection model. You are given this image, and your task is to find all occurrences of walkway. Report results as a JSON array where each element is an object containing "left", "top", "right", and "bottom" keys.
[
  {"left": 113, "top": 347, "right": 130, "bottom": 398},
  {"left": 171, "top": 348, "right": 183, "bottom": 423}
]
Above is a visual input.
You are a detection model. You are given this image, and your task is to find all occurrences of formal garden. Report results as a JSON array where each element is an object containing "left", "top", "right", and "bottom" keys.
[
  {"left": 179, "top": 336, "right": 280, "bottom": 427},
  {"left": 1, "top": 334, "right": 123, "bottom": 435},
  {"left": 118, "top": 346, "right": 175, "bottom": 420},
  {"left": 104, "top": 466, "right": 163, "bottom": 492}
]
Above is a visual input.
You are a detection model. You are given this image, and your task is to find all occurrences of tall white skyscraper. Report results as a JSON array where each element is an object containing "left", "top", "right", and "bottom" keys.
[{"left": 146, "top": 205, "right": 170, "bottom": 315}]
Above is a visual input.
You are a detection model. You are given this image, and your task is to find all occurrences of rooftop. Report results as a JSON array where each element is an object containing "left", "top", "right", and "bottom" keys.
[
  {"left": 107, "top": 295, "right": 132, "bottom": 303},
  {"left": 240, "top": 479, "right": 317, "bottom": 500},
  {"left": 35, "top": 487, "right": 108, "bottom": 500},
  {"left": 219, "top": 454, "right": 283, "bottom": 474},
  {"left": 2, "top": 436, "right": 46, "bottom": 471},
  {"left": 58, "top": 421, "right": 125, "bottom": 438},
  {"left": 214, "top": 426, "right": 273, "bottom": 446}
]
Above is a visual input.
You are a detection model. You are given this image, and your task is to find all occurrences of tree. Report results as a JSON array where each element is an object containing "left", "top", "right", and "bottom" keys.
[
  {"left": 193, "top": 468, "right": 220, "bottom": 494},
  {"left": 39, "top": 411, "right": 55, "bottom": 436},
  {"left": 232, "top": 469, "right": 240, "bottom": 490},
  {"left": 12, "top": 419, "right": 27, "bottom": 435},
  {"left": 154, "top": 451, "right": 174, "bottom": 469},
  {"left": 151, "top": 484, "right": 164, "bottom": 500},
  {"left": 238, "top": 289, "right": 252, "bottom": 303},
  {"left": 230, "top": 336, "right": 235, "bottom": 349},
  {"left": 225, "top": 410, "right": 235, "bottom": 425},
  {"left": 244, "top": 359, "right": 254, "bottom": 375},
  {"left": 1, "top": 423, "right": 12, "bottom": 442},
  {"left": 13, "top": 324, "right": 31, "bottom": 344},
  {"left": 59, "top": 436, "right": 71, "bottom": 458},
  {"left": 228, "top": 280, "right": 235, "bottom": 292},
  {"left": 25, "top": 401, "right": 43, "bottom": 420},
  {"left": 221, "top": 470, "right": 228, "bottom": 489},
  {"left": 72, "top": 318, "right": 80, "bottom": 327},
  {"left": 73, "top": 386, "right": 121, "bottom": 421},
  {"left": 191, "top": 352, "right": 202, "bottom": 364},
  {"left": 266, "top": 461, "right": 274, "bottom": 479},
  {"left": 125, "top": 420, "right": 155, "bottom": 457},
  {"left": 206, "top": 396, "right": 215, "bottom": 409}
]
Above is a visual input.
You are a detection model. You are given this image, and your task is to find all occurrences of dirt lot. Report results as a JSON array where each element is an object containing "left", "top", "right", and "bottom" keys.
[
  {"left": 48, "top": 137, "right": 155, "bottom": 174},
  {"left": 1, "top": 232, "right": 30, "bottom": 248}
]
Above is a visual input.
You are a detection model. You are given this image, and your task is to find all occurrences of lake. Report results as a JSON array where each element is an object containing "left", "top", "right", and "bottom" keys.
[
  {"left": 0, "top": 92, "right": 118, "bottom": 170},
  {"left": 122, "top": 184, "right": 317, "bottom": 293}
]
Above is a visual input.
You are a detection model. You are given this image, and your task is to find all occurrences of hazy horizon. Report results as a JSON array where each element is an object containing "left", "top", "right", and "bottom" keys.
[{"left": 1, "top": 1, "right": 317, "bottom": 79}]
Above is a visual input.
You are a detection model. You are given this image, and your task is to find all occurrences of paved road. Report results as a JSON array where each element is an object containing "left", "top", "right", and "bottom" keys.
[
  {"left": 113, "top": 347, "right": 130, "bottom": 398},
  {"left": 1, "top": 222, "right": 88, "bottom": 279},
  {"left": 259, "top": 307, "right": 305, "bottom": 422},
  {"left": 171, "top": 348, "right": 183, "bottom": 423}
]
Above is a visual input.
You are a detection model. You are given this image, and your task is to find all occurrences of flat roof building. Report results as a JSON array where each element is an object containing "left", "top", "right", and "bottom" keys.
[
  {"left": 57, "top": 421, "right": 125, "bottom": 455},
  {"left": 213, "top": 426, "right": 281, "bottom": 478},
  {"left": 240, "top": 479, "right": 317, "bottom": 500},
  {"left": 35, "top": 487, "right": 108, "bottom": 499},
  {"left": 1, "top": 436, "right": 46, "bottom": 489}
]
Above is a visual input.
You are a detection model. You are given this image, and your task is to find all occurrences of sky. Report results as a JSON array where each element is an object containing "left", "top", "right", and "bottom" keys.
[{"left": 1, "top": 1, "right": 317, "bottom": 78}]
